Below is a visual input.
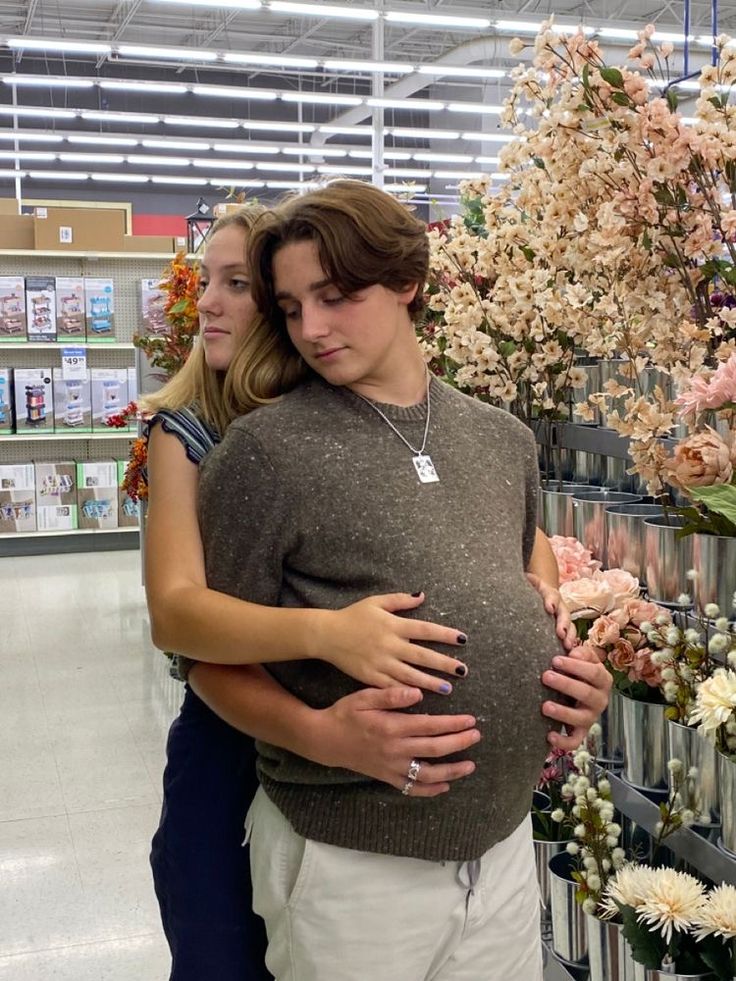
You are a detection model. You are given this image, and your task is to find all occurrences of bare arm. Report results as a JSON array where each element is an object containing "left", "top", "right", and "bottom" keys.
[
  {"left": 189, "top": 662, "right": 480, "bottom": 797},
  {"left": 144, "top": 424, "right": 468, "bottom": 692}
]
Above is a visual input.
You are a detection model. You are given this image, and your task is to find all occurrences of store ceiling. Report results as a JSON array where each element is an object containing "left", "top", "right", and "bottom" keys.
[{"left": 0, "top": 1, "right": 734, "bottom": 205}]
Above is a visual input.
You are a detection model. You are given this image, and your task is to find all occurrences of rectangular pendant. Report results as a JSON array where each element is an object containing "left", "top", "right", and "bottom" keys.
[{"left": 413, "top": 454, "right": 439, "bottom": 483}]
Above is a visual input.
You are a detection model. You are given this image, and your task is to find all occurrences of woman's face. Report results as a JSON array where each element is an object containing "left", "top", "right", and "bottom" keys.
[{"left": 197, "top": 224, "right": 256, "bottom": 372}]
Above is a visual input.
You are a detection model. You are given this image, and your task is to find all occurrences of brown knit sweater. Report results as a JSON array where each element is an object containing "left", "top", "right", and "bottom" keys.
[{"left": 198, "top": 374, "right": 565, "bottom": 862}]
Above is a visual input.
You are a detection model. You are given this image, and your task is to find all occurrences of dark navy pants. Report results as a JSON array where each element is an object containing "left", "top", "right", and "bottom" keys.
[{"left": 150, "top": 687, "right": 272, "bottom": 981}]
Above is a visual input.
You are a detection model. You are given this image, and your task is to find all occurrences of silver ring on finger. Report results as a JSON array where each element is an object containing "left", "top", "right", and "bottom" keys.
[
  {"left": 407, "top": 758, "right": 422, "bottom": 781},
  {"left": 401, "top": 779, "right": 415, "bottom": 796}
]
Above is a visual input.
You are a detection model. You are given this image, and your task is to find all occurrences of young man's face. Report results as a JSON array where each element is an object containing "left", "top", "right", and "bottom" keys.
[{"left": 272, "top": 239, "right": 417, "bottom": 392}]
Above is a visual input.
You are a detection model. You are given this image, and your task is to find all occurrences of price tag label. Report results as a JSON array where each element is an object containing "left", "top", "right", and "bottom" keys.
[{"left": 61, "top": 347, "right": 87, "bottom": 380}]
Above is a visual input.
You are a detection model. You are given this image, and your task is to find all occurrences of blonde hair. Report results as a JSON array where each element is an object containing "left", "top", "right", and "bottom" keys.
[{"left": 141, "top": 205, "right": 306, "bottom": 435}]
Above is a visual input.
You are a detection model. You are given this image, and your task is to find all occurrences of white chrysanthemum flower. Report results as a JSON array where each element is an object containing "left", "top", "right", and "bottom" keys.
[
  {"left": 704, "top": 603, "right": 721, "bottom": 619},
  {"left": 693, "top": 884, "right": 736, "bottom": 940},
  {"left": 689, "top": 669, "right": 736, "bottom": 736},
  {"left": 604, "top": 864, "right": 658, "bottom": 910},
  {"left": 636, "top": 868, "right": 707, "bottom": 943}
]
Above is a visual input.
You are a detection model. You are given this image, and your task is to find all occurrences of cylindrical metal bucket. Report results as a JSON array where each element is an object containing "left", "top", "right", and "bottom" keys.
[
  {"left": 586, "top": 916, "right": 628, "bottom": 981},
  {"left": 692, "top": 533, "right": 736, "bottom": 621},
  {"left": 646, "top": 971, "right": 718, "bottom": 980},
  {"left": 593, "top": 688, "right": 625, "bottom": 765},
  {"left": 643, "top": 516, "right": 694, "bottom": 605},
  {"left": 605, "top": 504, "right": 665, "bottom": 585},
  {"left": 571, "top": 450, "right": 604, "bottom": 486},
  {"left": 602, "top": 455, "right": 634, "bottom": 492},
  {"left": 572, "top": 491, "right": 643, "bottom": 566},
  {"left": 549, "top": 850, "right": 588, "bottom": 963},
  {"left": 539, "top": 483, "right": 593, "bottom": 537},
  {"left": 570, "top": 360, "right": 602, "bottom": 426},
  {"left": 621, "top": 696, "right": 669, "bottom": 790},
  {"left": 718, "top": 750, "right": 736, "bottom": 855},
  {"left": 533, "top": 836, "right": 571, "bottom": 919},
  {"left": 666, "top": 719, "right": 720, "bottom": 826}
]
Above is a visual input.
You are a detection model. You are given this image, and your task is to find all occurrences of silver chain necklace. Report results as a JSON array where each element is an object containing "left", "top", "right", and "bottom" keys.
[{"left": 354, "top": 373, "right": 439, "bottom": 484}]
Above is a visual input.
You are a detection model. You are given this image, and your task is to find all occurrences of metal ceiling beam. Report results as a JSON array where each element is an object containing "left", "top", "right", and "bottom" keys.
[{"left": 96, "top": 0, "right": 145, "bottom": 68}]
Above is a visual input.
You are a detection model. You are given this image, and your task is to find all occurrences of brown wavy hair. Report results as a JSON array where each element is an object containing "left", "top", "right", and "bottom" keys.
[{"left": 249, "top": 180, "right": 429, "bottom": 337}]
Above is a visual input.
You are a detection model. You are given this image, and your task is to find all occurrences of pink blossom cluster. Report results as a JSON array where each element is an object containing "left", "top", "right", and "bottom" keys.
[
  {"left": 559, "top": 567, "right": 640, "bottom": 620},
  {"left": 548, "top": 535, "right": 602, "bottom": 583},
  {"left": 676, "top": 353, "right": 736, "bottom": 419}
]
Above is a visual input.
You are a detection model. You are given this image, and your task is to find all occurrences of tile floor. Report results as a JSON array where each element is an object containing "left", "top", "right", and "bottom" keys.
[{"left": 0, "top": 549, "right": 179, "bottom": 980}]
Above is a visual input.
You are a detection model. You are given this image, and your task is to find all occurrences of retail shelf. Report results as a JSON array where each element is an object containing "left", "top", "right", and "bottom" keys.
[
  {"left": 0, "top": 526, "right": 139, "bottom": 556},
  {"left": 534, "top": 421, "right": 677, "bottom": 461},
  {"left": 0, "top": 342, "right": 134, "bottom": 350},
  {"left": 0, "top": 431, "right": 134, "bottom": 441},
  {"left": 0, "top": 526, "right": 137, "bottom": 540},
  {"left": 607, "top": 770, "right": 736, "bottom": 886},
  {"left": 0, "top": 249, "right": 175, "bottom": 260}
]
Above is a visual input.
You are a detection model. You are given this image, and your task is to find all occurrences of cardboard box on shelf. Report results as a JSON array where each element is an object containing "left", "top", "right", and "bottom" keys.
[
  {"left": 25, "top": 275, "right": 56, "bottom": 342},
  {"left": 91, "top": 368, "right": 128, "bottom": 431},
  {"left": 0, "top": 214, "right": 35, "bottom": 249},
  {"left": 0, "top": 199, "right": 20, "bottom": 216},
  {"left": 117, "top": 459, "right": 139, "bottom": 528},
  {"left": 52, "top": 367, "right": 92, "bottom": 433},
  {"left": 33, "top": 206, "right": 126, "bottom": 252},
  {"left": 55, "top": 277, "right": 86, "bottom": 338},
  {"left": 0, "top": 276, "right": 26, "bottom": 340},
  {"left": 35, "top": 461, "right": 78, "bottom": 531},
  {"left": 76, "top": 460, "right": 118, "bottom": 530},
  {"left": 122, "top": 235, "right": 174, "bottom": 253},
  {"left": 0, "top": 368, "right": 13, "bottom": 434},
  {"left": 13, "top": 367, "right": 53, "bottom": 435},
  {"left": 84, "top": 277, "right": 115, "bottom": 342},
  {"left": 0, "top": 464, "right": 36, "bottom": 533}
]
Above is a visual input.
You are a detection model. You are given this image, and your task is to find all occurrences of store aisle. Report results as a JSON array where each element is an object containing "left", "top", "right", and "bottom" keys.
[{"left": 0, "top": 550, "right": 179, "bottom": 980}]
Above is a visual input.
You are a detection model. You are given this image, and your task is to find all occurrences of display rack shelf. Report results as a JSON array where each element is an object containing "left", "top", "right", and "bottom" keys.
[
  {"left": 0, "top": 526, "right": 138, "bottom": 556},
  {"left": 534, "top": 421, "right": 677, "bottom": 461},
  {"left": 0, "top": 342, "right": 134, "bottom": 350},
  {"left": 0, "top": 431, "right": 134, "bottom": 442},
  {"left": 0, "top": 249, "right": 175, "bottom": 260}
]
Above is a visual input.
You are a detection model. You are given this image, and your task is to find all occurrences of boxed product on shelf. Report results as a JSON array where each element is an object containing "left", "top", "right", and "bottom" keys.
[
  {"left": 123, "top": 235, "right": 175, "bottom": 253},
  {"left": 13, "top": 368, "right": 53, "bottom": 435},
  {"left": 0, "top": 368, "right": 13, "bottom": 434},
  {"left": 0, "top": 463, "right": 36, "bottom": 533},
  {"left": 25, "top": 276, "right": 57, "bottom": 342},
  {"left": 35, "top": 461, "right": 78, "bottom": 531},
  {"left": 52, "top": 367, "right": 92, "bottom": 433},
  {"left": 0, "top": 214, "right": 34, "bottom": 250},
  {"left": 139, "top": 278, "right": 167, "bottom": 337},
  {"left": 33, "top": 206, "right": 126, "bottom": 252},
  {"left": 0, "top": 276, "right": 26, "bottom": 340},
  {"left": 84, "top": 277, "right": 116, "bottom": 342},
  {"left": 117, "top": 460, "right": 139, "bottom": 528},
  {"left": 76, "top": 460, "right": 118, "bottom": 530},
  {"left": 55, "top": 277, "right": 86, "bottom": 337},
  {"left": 127, "top": 367, "right": 138, "bottom": 432},
  {"left": 91, "top": 369, "right": 128, "bottom": 431}
]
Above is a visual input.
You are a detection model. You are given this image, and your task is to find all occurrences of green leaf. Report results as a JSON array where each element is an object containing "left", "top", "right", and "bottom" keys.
[
  {"left": 582, "top": 62, "right": 591, "bottom": 92},
  {"left": 521, "top": 245, "right": 536, "bottom": 262},
  {"left": 699, "top": 934, "right": 733, "bottom": 980},
  {"left": 621, "top": 906, "right": 666, "bottom": 969},
  {"left": 642, "top": 230, "right": 653, "bottom": 250},
  {"left": 709, "top": 95, "right": 723, "bottom": 109},
  {"left": 687, "top": 484, "right": 736, "bottom": 529},
  {"left": 498, "top": 340, "right": 517, "bottom": 357},
  {"left": 611, "top": 91, "right": 632, "bottom": 107},
  {"left": 600, "top": 67, "right": 625, "bottom": 89},
  {"left": 666, "top": 87, "right": 679, "bottom": 112},
  {"left": 532, "top": 157, "right": 546, "bottom": 170}
]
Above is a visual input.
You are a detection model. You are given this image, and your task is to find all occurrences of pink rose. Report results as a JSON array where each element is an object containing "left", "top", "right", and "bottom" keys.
[
  {"left": 609, "top": 638, "right": 636, "bottom": 672},
  {"left": 624, "top": 598, "right": 671, "bottom": 628},
  {"left": 549, "top": 535, "right": 602, "bottom": 583},
  {"left": 560, "top": 577, "right": 615, "bottom": 620},
  {"left": 595, "top": 568, "right": 640, "bottom": 609},
  {"left": 665, "top": 427, "right": 733, "bottom": 490},
  {"left": 588, "top": 615, "right": 621, "bottom": 648},
  {"left": 628, "top": 648, "right": 662, "bottom": 688},
  {"left": 622, "top": 626, "right": 644, "bottom": 649}
]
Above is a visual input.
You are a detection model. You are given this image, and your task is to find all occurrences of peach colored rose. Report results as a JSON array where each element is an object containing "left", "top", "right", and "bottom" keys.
[
  {"left": 595, "top": 569, "right": 640, "bottom": 609},
  {"left": 624, "top": 598, "right": 671, "bottom": 628},
  {"left": 588, "top": 615, "right": 621, "bottom": 648},
  {"left": 560, "top": 577, "right": 615, "bottom": 620},
  {"left": 549, "top": 535, "right": 602, "bottom": 583},
  {"left": 609, "top": 638, "right": 636, "bottom": 672},
  {"left": 665, "top": 427, "right": 733, "bottom": 490},
  {"left": 622, "top": 626, "right": 644, "bottom": 649},
  {"left": 628, "top": 648, "right": 662, "bottom": 688}
]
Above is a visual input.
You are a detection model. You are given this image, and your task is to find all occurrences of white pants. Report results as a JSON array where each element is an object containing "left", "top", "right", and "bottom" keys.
[{"left": 245, "top": 787, "right": 543, "bottom": 981}]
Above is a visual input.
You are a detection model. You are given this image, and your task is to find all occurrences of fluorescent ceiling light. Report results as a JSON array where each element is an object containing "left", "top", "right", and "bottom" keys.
[
  {"left": 68, "top": 135, "right": 140, "bottom": 146},
  {"left": 596, "top": 28, "right": 638, "bottom": 40},
  {"left": 282, "top": 92, "right": 363, "bottom": 106},
  {"left": 191, "top": 84, "right": 276, "bottom": 100},
  {"left": 99, "top": 80, "right": 188, "bottom": 94},
  {"left": 0, "top": 106, "right": 77, "bottom": 119},
  {"left": 128, "top": 154, "right": 191, "bottom": 166},
  {"left": 165, "top": 115, "right": 239, "bottom": 128},
  {"left": 117, "top": 44, "right": 218, "bottom": 62},
  {"left": 207, "top": 178, "right": 266, "bottom": 187},
  {"left": 388, "top": 127, "right": 460, "bottom": 139},
  {"left": 241, "top": 120, "right": 315, "bottom": 133},
  {"left": 91, "top": 172, "right": 150, "bottom": 182},
  {"left": 461, "top": 131, "right": 515, "bottom": 143},
  {"left": 255, "top": 161, "right": 315, "bottom": 172},
  {"left": 7, "top": 37, "right": 112, "bottom": 55},
  {"left": 0, "top": 169, "right": 26, "bottom": 177},
  {"left": 193, "top": 158, "right": 254, "bottom": 169},
  {"left": 143, "top": 138, "right": 208, "bottom": 150},
  {"left": 0, "top": 150, "right": 56, "bottom": 160},
  {"left": 282, "top": 146, "right": 347, "bottom": 157},
  {"left": 448, "top": 103, "right": 504, "bottom": 114},
  {"left": 384, "top": 167, "right": 431, "bottom": 177},
  {"left": 212, "top": 143, "right": 277, "bottom": 153},
  {"left": 414, "top": 152, "right": 474, "bottom": 162},
  {"left": 28, "top": 170, "right": 89, "bottom": 180},
  {"left": 264, "top": 179, "right": 318, "bottom": 188},
  {"left": 349, "top": 149, "right": 411, "bottom": 160},
  {"left": 417, "top": 65, "right": 506, "bottom": 79},
  {"left": 384, "top": 12, "right": 490, "bottom": 28},
  {"left": 367, "top": 97, "right": 445, "bottom": 111},
  {"left": 323, "top": 59, "right": 413, "bottom": 73},
  {"left": 434, "top": 169, "right": 485, "bottom": 179},
  {"left": 318, "top": 125, "right": 373, "bottom": 135},
  {"left": 82, "top": 110, "right": 159, "bottom": 123},
  {"left": 491, "top": 173, "right": 510, "bottom": 181},
  {"left": 151, "top": 175, "right": 208, "bottom": 185},
  {"left": 2, "top": 75, "right": 95, "bottom": 89},
  {"left": 222, "top": 52, "right": 318, "bottom": 68},
  {"left": 476, "top": 155, "right": 500, "bottom": 164},
  {"left": 269, "top": 2, "right": 379, "bottom": 21},
  {"left": 317, "top": 164, "right": 373, "bottom": 175},
  {"left": 384, "top": 183, "right": 426, "bottom": 193},
  {"left": 152, "top": 0, "right": 260, "bottom": 7},
  {"left": 0, "top": 132, "right": 63, "bottom": 143},
  {"left": 59, "top": 152, "right": 125, "bottom": 163}
]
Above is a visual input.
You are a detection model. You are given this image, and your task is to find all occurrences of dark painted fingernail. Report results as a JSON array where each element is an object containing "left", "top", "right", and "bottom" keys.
[
  {"left": 457, "top": 633, "right": 467, "bottom": 645},
  {"left": 455, "top": 664, "right": 468, "bottom": 677},
  {"left": 440, "top": 682, "right": 452, "bottom": 694},
  {"left": 411, "top": 591, "right": 422, "bottom": 598}
]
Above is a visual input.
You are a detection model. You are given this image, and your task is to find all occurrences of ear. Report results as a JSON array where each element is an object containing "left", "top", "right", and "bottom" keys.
[{"left": 396, "top": 282, "right": 419, "bottom": 307}]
